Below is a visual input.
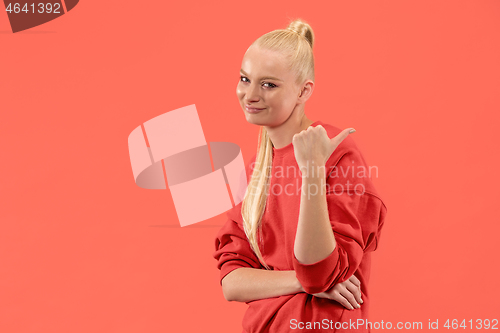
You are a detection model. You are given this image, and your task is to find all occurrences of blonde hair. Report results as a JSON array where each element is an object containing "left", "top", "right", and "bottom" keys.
[{"left": 241, "top": 18, "right": 315, "bottom": 270}]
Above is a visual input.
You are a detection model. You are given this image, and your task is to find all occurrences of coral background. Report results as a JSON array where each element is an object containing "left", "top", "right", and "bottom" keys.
[{"left": 1, "top": 1, "right": 499, "bottom": 332}]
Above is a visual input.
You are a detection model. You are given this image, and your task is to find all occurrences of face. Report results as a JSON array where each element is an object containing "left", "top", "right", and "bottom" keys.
[{"left": 236, "top": 45, "right": 304, "bottom": 127}]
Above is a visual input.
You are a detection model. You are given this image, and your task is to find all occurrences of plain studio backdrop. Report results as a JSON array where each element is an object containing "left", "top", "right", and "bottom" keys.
[{"left": 1, "top": 1, "right": 499, "bottom": 332}]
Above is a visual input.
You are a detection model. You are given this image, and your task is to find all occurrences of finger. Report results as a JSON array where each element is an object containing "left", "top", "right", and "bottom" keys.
[
  {"left": 339, "top": 287, "right": 361, "bottom": 310},
  {"left": 345, "top": 281, "right": 363, "bottom": 305},
  {"left": 329, "top": 291, "right": 355, "bottom": 310},
  {"left": 349, "top": 275, "right": 361, "bottom": 288},
  {"left": 329, "top": 128, "right": 355, "bottom": 155},
  {"left": 331, "top": 128, "right": 355, "bottom": 146},
  {"left": 292, "top": 132, "right": 302, "bottom": 143},
  {"left": 314, "top": 125, "right": 328, "bottom": 138},
  {"left": 315, "top": 125, "right": 327, "bottom": 133}
]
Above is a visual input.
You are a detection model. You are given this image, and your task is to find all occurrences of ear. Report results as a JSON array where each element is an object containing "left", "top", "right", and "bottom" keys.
[{"left": 297, "top": 80, "right": 314, "bottom": 103}]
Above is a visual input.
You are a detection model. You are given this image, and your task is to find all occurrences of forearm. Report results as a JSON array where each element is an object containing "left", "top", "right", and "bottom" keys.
[
  {"left": 222, "top": 267, "right": 304, "bottom": 302},
  {"left": 294, "top": 171, "right": 337, "bottom": 264}
]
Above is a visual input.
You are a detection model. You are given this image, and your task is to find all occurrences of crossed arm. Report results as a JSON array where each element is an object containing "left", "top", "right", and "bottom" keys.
[
  {"left": 221, "top": 267, "right": 363, "bottom": 310},
  {"left": 221, "top": 268, "right": 302, "bottom": 302}
]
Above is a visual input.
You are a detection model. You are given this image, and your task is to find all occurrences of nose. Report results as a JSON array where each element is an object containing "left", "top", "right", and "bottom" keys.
[{"left": 244, "top": 82, "right": 260, "bottom": 103}]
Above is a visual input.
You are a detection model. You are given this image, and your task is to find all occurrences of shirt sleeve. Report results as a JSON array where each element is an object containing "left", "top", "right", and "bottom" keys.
[
  {"left": 213, "top": 204, "right": 264, "bottom": 286},
  {"left": 292, "top": 144, "right": 388, "bottom": 294},
  {"left": 213, "top": 153, "right": 263, "bottom": 286}
]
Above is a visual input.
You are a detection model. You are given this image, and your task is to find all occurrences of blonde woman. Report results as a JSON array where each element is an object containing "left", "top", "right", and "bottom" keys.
[{"left": 213, "top": 18, "right": 388, "bottom": 333}]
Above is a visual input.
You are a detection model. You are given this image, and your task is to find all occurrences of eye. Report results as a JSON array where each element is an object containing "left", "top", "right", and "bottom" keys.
[
  {"left": 239, "top": 75, "right": 277, "bottom": 89},
  {"left": 263, "top": 82, "right": 277, "bottom": 88}
]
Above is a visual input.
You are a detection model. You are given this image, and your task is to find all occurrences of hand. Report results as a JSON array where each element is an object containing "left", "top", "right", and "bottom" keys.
[
  {"left": 292, "top": 126, "right": 355, "bottom": 177},
  {"left": 311, "top": 275, "right": 363, "bottom": 310}
]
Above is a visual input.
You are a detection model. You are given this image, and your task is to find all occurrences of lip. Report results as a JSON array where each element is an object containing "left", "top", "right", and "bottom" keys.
[{"left": 245, "top": 105, "right": 265, "bottom": 113}]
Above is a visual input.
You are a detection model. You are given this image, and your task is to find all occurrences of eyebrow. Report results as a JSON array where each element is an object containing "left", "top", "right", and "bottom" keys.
[{"left": 240, "top": 69, "right": 283, "bottom": 82}]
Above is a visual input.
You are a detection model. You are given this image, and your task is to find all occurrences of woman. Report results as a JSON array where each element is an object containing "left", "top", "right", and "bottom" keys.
[{"left": 213, "top": 18, "right": 387, "bottom": 333}]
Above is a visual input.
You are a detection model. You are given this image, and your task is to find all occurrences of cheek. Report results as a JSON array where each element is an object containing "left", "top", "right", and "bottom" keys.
[
  {"left": 268, "top": 91, "right": 290, "bottom": 108},
  {"left": 272, "top": 94, "right": 296, "bottom": 117},
  {"left": 236, "top": 85, "right": 245, "bottom": 100}
]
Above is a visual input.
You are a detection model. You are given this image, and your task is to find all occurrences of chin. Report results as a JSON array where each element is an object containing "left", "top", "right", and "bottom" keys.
[
  {"left": 245, "top": 115, "right": 264, "bottom": 125},
  {"left": 242, "top": 108, "right": 274, "bottom": 126}
]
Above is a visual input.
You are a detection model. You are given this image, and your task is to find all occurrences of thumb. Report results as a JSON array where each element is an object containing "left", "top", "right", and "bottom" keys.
[{"left": 329, "top": 128, "right": 356, "bottom": 154}]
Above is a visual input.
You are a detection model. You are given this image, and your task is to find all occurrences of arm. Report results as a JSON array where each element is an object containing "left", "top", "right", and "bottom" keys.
[
  {"left": 214, "top": 206, "right": 306, "bottom": 303},
  {"left": 222, "top": 268, "right": 304, "bottom": 302},
  {"left": 223, "top": 267, "right": 363, "bottom": 310},
  {"left": 291, "top": 126, "right": 350, "bottom": 294},
  {"left": 293, "top": 160, "right": 343, "bottom": 295},
  {"left": 292, "top": 126, "right": 352, "bottom": 266},
  {"left": 291, "top": 126, "right": 386, "bottom": 294},
  {"left": 294, "top": 172, "right": 334, "bottom": 265}
]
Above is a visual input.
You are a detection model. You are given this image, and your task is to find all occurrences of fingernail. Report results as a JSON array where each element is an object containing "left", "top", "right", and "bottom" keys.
[
  {"left": 356, "top": 303, "right": 360, "bottom": 308},
  {"left": 349, "top": 129, "right": 356, "bottom": 134},
  {"left": 360, "top": 298, "right": 363, "bottom": 304}
]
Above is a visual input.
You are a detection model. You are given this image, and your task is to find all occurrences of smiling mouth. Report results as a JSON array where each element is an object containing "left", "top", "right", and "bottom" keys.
[{"left": 245, "top": 106, "right": 265, "bottom": 113}]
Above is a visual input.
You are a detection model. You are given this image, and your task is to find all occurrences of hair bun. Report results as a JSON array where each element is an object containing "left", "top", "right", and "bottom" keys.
[{"left": 286, "top": 19, "right": 314, "bottom": 48}]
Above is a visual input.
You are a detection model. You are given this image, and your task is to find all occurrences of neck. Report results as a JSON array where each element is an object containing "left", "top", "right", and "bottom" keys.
[{"left": 264, "top": 108, "right": 314, "bottom": 149}]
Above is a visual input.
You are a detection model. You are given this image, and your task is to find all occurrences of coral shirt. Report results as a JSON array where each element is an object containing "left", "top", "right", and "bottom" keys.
[{"left": 213, "top": 120, "right": 388, "bottom": 333}]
